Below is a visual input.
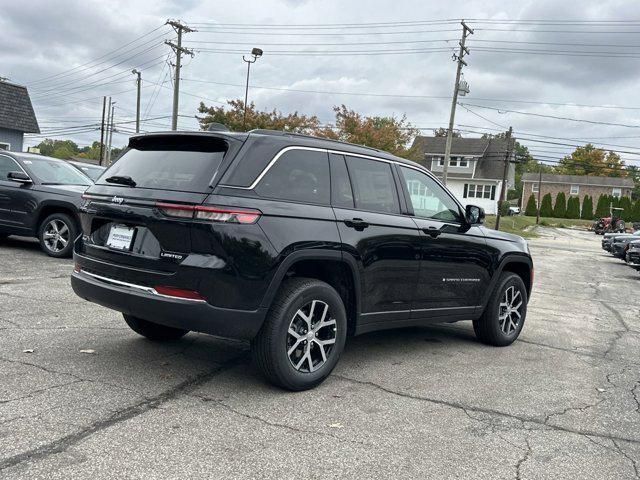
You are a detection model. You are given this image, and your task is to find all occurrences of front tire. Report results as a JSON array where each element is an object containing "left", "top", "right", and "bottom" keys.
[
  {"left": 123, "top": 314, "right": 189, "bottom": 341},
  {"left": 473, "top": 272, "right": 527, "bottom": 346},
  {"left": 38, "top": 213, "right": 76, "bottom": 258},
  {"left": 251, "top": 277, "right": 347, "bottom": 391}
]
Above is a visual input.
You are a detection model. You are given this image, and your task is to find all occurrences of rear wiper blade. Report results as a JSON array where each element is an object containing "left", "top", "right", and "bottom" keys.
[{"left": 105, "top": 175, "right": 136, "bottom": 187}]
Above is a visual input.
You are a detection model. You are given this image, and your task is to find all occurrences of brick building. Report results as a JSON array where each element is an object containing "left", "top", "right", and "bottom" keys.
[{"left": 521, "top": 173, "right": 634, "bottom": 209}]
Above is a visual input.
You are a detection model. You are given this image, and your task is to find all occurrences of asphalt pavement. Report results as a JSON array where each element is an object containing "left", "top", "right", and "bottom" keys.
[{"left": 0, "top": 228, "right": 638, "bottom": 479}]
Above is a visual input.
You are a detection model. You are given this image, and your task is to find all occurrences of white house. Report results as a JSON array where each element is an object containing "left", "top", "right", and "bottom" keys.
[{"left": 411, "top": 136, "right": 516, "bottom": 215}]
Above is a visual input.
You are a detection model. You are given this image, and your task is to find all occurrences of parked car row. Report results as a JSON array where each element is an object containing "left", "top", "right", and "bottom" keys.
[
  {"left": 0, "top": 150, "right": 105, "bottom": 257},
  {"left": 601, "top": 230, "right": 640, "bottom": 271}
]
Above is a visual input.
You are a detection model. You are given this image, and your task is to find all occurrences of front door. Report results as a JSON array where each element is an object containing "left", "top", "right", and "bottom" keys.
[
  {"left": 333, "top": 154, "right": 421, "bottom": 325},
  {"left": 0, "top": 154, "right": 30, "bottom": 230},
  {"left": 396, "top": 165, "right": 492, "bottom": 319}
]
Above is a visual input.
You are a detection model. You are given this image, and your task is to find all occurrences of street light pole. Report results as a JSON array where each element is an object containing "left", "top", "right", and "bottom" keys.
[
  {"left": 242, "top": 47, "right": 263, "bottom": 130},
  {"left": 442, "top": 20, "right": 473, "bottom": 186}
]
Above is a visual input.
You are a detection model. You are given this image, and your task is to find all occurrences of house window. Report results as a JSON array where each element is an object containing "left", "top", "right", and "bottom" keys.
[
  {"left": 464, "top": 183, "right": 495, "bottom": 200},
  {"left": 531, "top": 183, "right": 539, "bottom": 193},
  {"left": 0, "top": 142, "right": 9, "bottom": 151},
  {"left": 570, "top": 185, "right": 579, "bottom": 195},
  {"left": 436, "top": 156, "right": 468, "bottom": 167},
  {"left": 612, "top": 187, "right": 622, "bottom": 198}
]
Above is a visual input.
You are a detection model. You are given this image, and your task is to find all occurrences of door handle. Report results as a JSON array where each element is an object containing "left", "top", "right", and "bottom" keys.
[
  {"left": 422, "top": 226, "right": 441, "bottom": 238},
  {"left": 344, "top": 218, "right": 369, "bottom": 231}
]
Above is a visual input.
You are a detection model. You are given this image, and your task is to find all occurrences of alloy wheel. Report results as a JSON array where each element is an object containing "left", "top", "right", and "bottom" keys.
[
  {"left": 43, "top": 219, "right": 70, "bottom": 253},
  {"left": 287, "top": 299, "right": 337, "bottom": 373},
  {"left": 499, "top": 285, "right": 523, "bottom": 335}
]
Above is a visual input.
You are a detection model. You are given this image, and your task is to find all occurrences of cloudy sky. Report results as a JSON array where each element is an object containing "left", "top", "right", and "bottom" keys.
[{"left": 2, "top": 0, "right": 640, "bottom": 166}]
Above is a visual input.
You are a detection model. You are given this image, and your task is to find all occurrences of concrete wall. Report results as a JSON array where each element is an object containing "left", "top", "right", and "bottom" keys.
[
  {"left": 0, "top": 127, "right": 24, "bottom": 152},
  {"left": 522, "top": 181, "right": 633, "bottom": 209}
]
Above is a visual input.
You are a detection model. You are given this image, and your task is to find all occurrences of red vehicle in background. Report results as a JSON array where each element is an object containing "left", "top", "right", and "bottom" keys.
[{"left": 594, "top": 207, "right": 625, "bottom": 234}]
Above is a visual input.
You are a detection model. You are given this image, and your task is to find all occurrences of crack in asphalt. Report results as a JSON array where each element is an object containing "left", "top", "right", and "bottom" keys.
[
  {"left": 0, "top": 352, "right": 249, "bottom": 472},
  {"left": 600, "top": 302, "right": 633, "bottom": 358},
  {"left": 0, "top": 356, "right": 151, "bottom": 403},
  {"left": 612, "top": 439, "right": 640, "bottom": 479},
  {"left": 515, "top": 438, "right": 532, "bottom": 480},
  {"left": 332, "top": 374, "right": 640, "bottom": 445},
  {"left": 0, "top": 380, "right": 83, "bottom": 405},
  {"left": 193, "top": 394, "right": 373, "bottom": 448}
]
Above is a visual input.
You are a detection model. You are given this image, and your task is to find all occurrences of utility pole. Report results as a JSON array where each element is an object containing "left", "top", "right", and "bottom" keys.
[
  {"left": 132, "top": 69, "right": 141, "bottom": 133},
  {"left": 442, "top": 20, "right": 473, "bottom": 186},
  {"left": 166, "top": 20, "right": 195, "bottom": 131},
  {"left": 101, "top": 97, "right": 112, "bottom": 166},
  {"left": 99, "top": 96, "right": 106, "bottom": 165},
  {"left": 494, "top": 126, "right": 513, "bottom": 231},
  {"left": 536, "top": 169, "right": 543, "bottom": 225},
  {"left": 106, "top": 102, "right": 116, "bottom": 166}
]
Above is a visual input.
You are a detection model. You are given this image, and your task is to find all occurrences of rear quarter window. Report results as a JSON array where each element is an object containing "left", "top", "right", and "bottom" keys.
[{"left": 255, "top": 149, "right": 330, "bottom": 205}]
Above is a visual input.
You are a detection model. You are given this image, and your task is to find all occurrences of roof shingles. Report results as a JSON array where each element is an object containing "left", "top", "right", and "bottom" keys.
[{"left": 0, "top": 82, "right": 39, "bottom": 133}]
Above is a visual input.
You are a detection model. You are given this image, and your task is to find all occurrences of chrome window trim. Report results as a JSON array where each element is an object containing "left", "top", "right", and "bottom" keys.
[
  {"left": 219, "top": 145, "right": 443, "bottom": 191},
  {"left": 79, "top": 270, "right": 206, "bottom": 303}
]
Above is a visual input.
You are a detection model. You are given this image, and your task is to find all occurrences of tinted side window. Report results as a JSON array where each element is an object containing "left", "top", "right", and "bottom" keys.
[
  {"left": 0, "top": 155, "right": 20, "bottom": 180},
  {"left": 345, "top": 156, "right": 400, "bottom": 214},
  {"left": 400, "top": 166, "right": 461, "bottom": 222},
  {"left": 255, "top": 149, "right": 330, "bottom": 205},
  {"left": 329, "top": 153, "right": 354, "bottom": 208}
]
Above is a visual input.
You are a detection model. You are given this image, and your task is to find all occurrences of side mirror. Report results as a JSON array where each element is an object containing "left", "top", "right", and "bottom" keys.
[
  {"left": 7, "top": 171, "right": 32, "bottom": 184},
  {"left": 465, "top": 204, "right": 485, "bottom": 225}
]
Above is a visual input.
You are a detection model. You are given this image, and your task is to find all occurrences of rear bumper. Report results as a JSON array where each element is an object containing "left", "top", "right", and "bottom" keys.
[{"left": 71, "top": 269, "right": 265, "bottom": 340}]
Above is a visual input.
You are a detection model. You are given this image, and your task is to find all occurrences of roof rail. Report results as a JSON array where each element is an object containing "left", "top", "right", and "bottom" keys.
[{"left": 248, "top": 129, "right": 382, "bottom": 153}]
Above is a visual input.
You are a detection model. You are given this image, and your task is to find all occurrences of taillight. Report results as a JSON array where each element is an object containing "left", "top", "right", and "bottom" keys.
[
  {"left": 74, "top": 263, "right": 82, "bottom": 273},
  {"left": 153, "top": 285, "right": 205, "bottom": 301},
  {"left": 156, "top": 202, "right": 195, "bottom": 219},
  {"left": 155, "top": 202, "right": 261, "bottom": 224},
  {"left": 195, "top": 205, "right": 261, "bottom": 224}
]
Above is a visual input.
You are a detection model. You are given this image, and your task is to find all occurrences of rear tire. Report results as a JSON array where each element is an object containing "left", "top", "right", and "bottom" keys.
[
  {"left": 251, "top": 277, "right": 347, "bottom": 391},
  {"left": 123, "top": 314, "right": 189, "bottom": 341},
  {"left": 473, "top": 272, "right": 527, "bottom": 346},
  {"left": 38, "top": 213, "right": 77, "bottom": 258}
]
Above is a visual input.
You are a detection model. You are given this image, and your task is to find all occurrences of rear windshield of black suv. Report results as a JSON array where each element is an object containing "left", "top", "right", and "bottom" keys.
[{"left": 98, "top": 136, "right": 228, "bottom": 193}]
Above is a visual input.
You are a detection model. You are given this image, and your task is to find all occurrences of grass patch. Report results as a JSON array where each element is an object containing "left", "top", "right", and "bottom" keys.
[{"left": 484, "top": 215, "right": 593, "bottom": 238}]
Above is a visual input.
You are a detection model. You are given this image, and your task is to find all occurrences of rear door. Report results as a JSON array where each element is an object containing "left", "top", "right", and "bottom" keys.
[{"left": 332, "top": 154, "right": 420, "bottom": 324}]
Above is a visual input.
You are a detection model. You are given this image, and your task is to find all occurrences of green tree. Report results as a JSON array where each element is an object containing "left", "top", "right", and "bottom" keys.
[
  {"left": 197, "top": 100, "right": 419, "bottom": 158},
  {"left": 595, "top": 194, "right": 612, "bottom": 218},
  {"left": 553, "top": 192, "right": 567, "bottom": 218},
  {"left": 524, "top": 194, "right": 538, "bottom": 216},
  {"left": 581, "top": 195, "right": 594, "bottom": 220},
  {"left": 566, "top": 196, "right": 580, "bottom": 219},
  {"left": 619, "top": 196, "right": 633, "bottom": 222},
  {"left": 631, "top": 199, "right": 640, "bottom": 223},
  {"left": 540, "top": 193, "right": 553, "bottom": 217},
  {"left": 433, "top": 127, "right": 462, "bottom": 138},
  {"left": 558, "top": 144, "right": 626, "bottom": 177},
  {"left": 35, "top": 139, "right": 80, "bottom": 159}
]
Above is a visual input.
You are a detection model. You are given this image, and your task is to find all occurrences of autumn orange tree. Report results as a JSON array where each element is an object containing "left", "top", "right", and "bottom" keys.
[
  {"left": 196, "top": 101, "right": 419, "bottom": 159},
  {"left": 557, "top": 144, "right": 626, "bottom": 177}
]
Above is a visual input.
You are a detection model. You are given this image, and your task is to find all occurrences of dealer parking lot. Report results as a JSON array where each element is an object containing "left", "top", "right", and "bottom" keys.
[{"left": 1, "top": 228, "right": 639, "bottom": 479}]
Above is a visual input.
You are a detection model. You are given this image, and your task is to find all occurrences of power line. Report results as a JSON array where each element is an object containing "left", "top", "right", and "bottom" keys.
[
  {"left": 459, "top": 103, "right": 640, "bottom": 129},
  {"left": 25, "top": 25, "right": 168, "bottom": 86}
]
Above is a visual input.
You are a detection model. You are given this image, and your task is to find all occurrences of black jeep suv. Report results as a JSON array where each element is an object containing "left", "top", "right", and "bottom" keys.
[
  {"left": 71, "top": 130, "right": 533, "bottom": 390},
  {"left": 0, "top": 151, "right": 91, "bottom": 257}
]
